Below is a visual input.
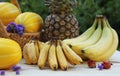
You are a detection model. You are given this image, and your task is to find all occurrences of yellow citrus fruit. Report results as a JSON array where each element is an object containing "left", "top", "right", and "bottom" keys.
[
  {"left": 0, "top": 38, "right": 22, "bottom": 69},
  {"left": 15, "top": 12, "right": 43, "bottom": 33}
]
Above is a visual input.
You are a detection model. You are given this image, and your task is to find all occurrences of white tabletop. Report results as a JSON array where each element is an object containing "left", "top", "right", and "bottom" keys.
[{"left": 4, "top": 51, "right": 120, "bottom": 76}]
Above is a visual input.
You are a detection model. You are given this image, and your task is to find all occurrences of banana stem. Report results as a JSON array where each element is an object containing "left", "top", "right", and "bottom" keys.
[
  {"left": 93, "top": 15, "right": 104, "bottom": 28},
  {"left": 98, "top": 18, "right": 102, "bottom": 29},
  {"left": 104, "top": 18, "right": 112, "bottom": 28},
  {"left": 92, "top": 18, "right": 98, "bottom": 28},
  {"left": 102, "top": 18, "right": 108, "bottom": 28}
]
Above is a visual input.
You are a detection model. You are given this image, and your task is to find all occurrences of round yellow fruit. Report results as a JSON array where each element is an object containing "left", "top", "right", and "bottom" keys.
[
  {"left": 0, "top": 2, "right": 21, "bottom": 26},
  {"left": 15, "top": 12, "right": 43, "bottom": 33},
  {"left": 0, "top": 38, "right": 22, "bottom": 69}
]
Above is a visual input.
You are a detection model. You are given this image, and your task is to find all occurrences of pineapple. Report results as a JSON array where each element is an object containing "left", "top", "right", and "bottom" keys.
[{"left": 42, "top": 0, "right": 79, "bottom": 41}]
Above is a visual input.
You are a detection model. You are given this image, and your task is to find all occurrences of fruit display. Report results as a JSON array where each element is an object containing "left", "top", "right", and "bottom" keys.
[
  {"left": 42, "top": 0, "right": 79, "bottom": 41},
  {"left": 63, "top": 15, "right": 119, "bottom": 61},
  {"left": 0, "top": 0, "right": 119, "bottom": 73},
  {"left": 0, "top": 2, "right": 20, "bottom": 26},
  {"left": 15, "top": 12, "right": 43, "bottom": 33},
  {"left": 23, "top": 40, "right": 44, "bottom": 64},
  {"left": 38, "top": 39, "right": 83, "bottom": 70},
  {"left": 23, "top": 39, "right": 83, "bottom": 70},
  {"left": 0, "top": 38, "right": 22, "bottom": 69}
]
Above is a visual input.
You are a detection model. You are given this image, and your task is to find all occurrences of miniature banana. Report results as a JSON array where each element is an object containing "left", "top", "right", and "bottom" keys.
[
  {"left": 23, "top": 43, "right": 32, "bottom": 64},
  {"left": 56, "top": 40, "right": 68, "bottom": 70},
  {"left": 37, "top": 40, "right": 45, "bottom": 51},
  {"left": 63, "top": 18, "right": 97, "bottom": 45},
  {"left": 93, "top": 19, "right": 119, "bottom": 61},
  {"left": 23, "top": 40, "right": 43, "bottom": 64},
  {"left": 60, "top": 40, "right": 83, "bottom": 65},
  {"left": 38, "top": 41, "right": 51, "bottom": 69},
  {"left": 48, "top": 40, "right": 58, "bottom": 70},
  {"left": 23, "top": 40, "right": 38, "bottom": 64},
  {"left": 34, "top": 40, "right": 40, "bottom": 60},
  {"left": 71, "top": 19, "right": 102, "bottom": 57},
  {"left": 82, "top": 18, "right": 113, "bottom": 60}
]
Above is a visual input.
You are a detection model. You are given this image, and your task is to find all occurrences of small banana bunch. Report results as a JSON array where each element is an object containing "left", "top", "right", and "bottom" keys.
[
  {"left": 63, "top": 15, "right": 119, "bottom": 61},
  {"left": 23, "top": 40, "right": 44, "bottom": 64},
  {"left": 38, "top": 39, "right": 83, "bottom": 70}
]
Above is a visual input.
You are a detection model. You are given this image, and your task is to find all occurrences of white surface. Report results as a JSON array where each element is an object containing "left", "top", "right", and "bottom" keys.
[{"left": 4, "top": 51, "right": 120, "bottom": 76}]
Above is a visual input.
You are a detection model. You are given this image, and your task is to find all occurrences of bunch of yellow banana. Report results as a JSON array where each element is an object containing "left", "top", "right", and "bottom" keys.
[
  {"left": 23, "top": 40, "right": 44, "bottom": 64},
  {"left": 82, "top": 17, "right": 118, "bottom": 61},
  {"left": 38, "top": 40, "right": 83, "bottom": 70},
  {"left": 63, "top": 15, "right": 119, "bottom": 61}
]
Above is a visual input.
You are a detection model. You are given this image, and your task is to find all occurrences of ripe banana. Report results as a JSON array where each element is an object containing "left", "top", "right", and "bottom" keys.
[
  {"left": 37, "top": 40, "right": 45, "bottom": 51},
  {"left": 63, "top": 18, "right": 97, "bottom": 45},
  {"left": 93, "top": 18, "right": 119, "bottom": 61},
  {"left": 48, "top": 40, "right": 58, "bottom": 70},
  {"left": 82, "top": 17, "right": 113, "bottom": 60},
  {"left": 56, "top": 40, "right": 68, "bottom": 70},
  {"left": 34, "top": 40, "right": 40, "bottom": 60},
  {"left": 23, "top": 43, "right": 32, "bottom": 64},
  {"left": 23, "top": 40, "right": 38, "bottom": 64},
  {"left": 38, "top": 41, "right": 51, "bottom": 69},
  {"left": 71, "top": 18, "right": 102, "bottom": 57},
  {"left": 60, "top": 40, "right": 83, "bottom": 65},
  {"left": 23, "top": 40, "right": 43, "bottom": 64}
]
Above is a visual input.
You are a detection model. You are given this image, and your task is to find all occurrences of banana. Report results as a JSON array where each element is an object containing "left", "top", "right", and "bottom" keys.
[
  {"left": 56, "top": 40, "right": 68, "bottom": 70},
  {"left": 48, "top": 40, "right": 58, "bottom": 70},
  {"left": 60, "top": 40, "right": 83, "bottom": 65},
  {"left": 37, "top": 40, "right": 45, "bottom": 51},
  {"left": 38, "top": 41, "right": 51, "bottom": 69},
  {"left": 63, "top": 18, "right": 97, "bottom": 45},
  {"left": 23, "top": 43, "right": 32, "bottom": 64},
  {"left": 93, "top": 18, "right": 119, "bottom": 61},
  {"left": 23, "top": 40, "right": 42, "bottom": 64},
  {"left": 82, "top": 17, "right": 113, "bottom": 60},
  {"left": 71, "top": 18, "right": 102, "bottom": 57},
  {"left": 34, "top": 40, "right": 40, "bottom": 60},
  {"left": 23, "top": 40, "right": 38, "bottom": 64}
]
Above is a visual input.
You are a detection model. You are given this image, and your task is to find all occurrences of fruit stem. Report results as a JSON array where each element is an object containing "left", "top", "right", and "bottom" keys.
[{"left": 96, "top": 15, "right": 104, "bottom": 18}]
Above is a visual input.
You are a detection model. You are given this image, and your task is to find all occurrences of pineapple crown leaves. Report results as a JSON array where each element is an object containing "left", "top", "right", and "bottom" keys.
[{"left": 45, "top": 0, "right": 77, "bottom": 14}]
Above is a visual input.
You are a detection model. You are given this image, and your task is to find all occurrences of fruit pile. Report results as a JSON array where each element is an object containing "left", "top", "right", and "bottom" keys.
[
  {"left": 6, "top": 12, "right": 43, "bottom": 34},
  {"left": 0, "top": 0, "right": 43, "bottom": 70},
  {"left": 0, "top": 0, "right": 119, "bottom": 72},
  {"left": 0, "top": 1, "right": 43, "bottom": 33},
  {"left": 63, "top": 15, "right": 119, "bottom": 61},
  {"left": 23, "top": 39, "right": 83, "bottom": 70}
]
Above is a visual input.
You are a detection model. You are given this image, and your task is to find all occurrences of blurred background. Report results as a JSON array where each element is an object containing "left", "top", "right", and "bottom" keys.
[{"left": 2, "top": 0, "right": 120, "bottom": 50}]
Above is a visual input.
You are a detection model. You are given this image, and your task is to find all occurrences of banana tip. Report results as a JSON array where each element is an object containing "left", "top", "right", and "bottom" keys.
[
  {"left": 69, "top": 44, "right": 72, "bottom": 48},
  {"left": 81, "top": 50, "right": 85, "bottom": 53},
  {"left": 39, "top": 66, "right": 44, "bottom": 70}
]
